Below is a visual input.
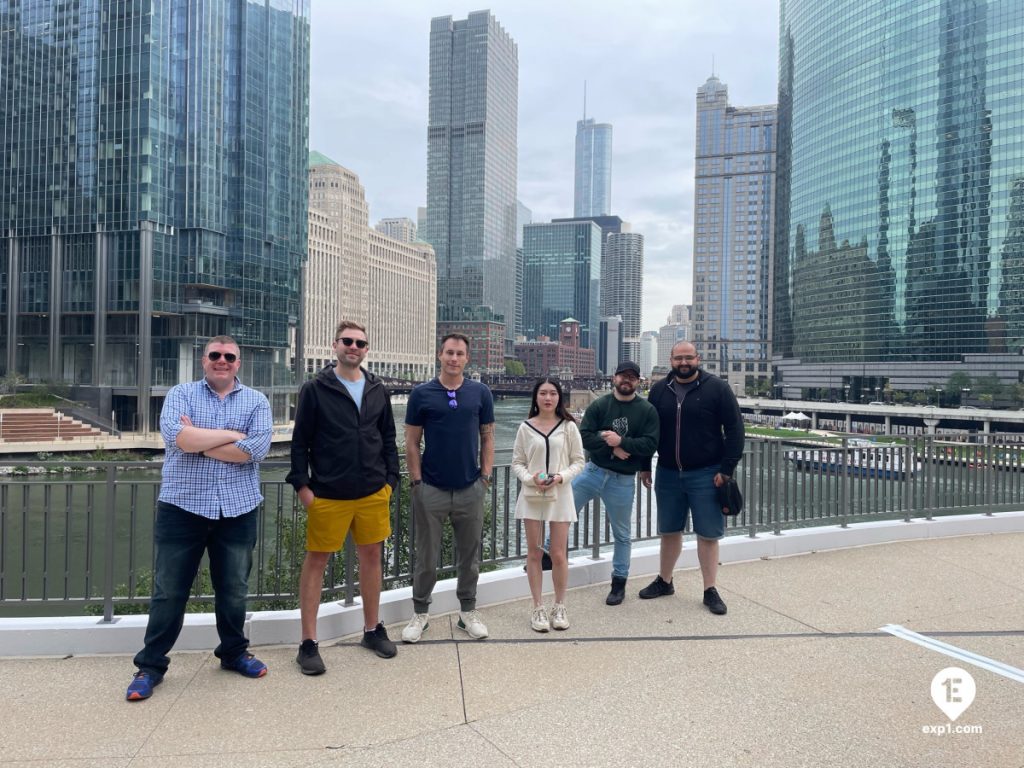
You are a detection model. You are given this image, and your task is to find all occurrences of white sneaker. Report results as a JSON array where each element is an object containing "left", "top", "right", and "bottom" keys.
[
  {"left": 530, "top": 605, "right": 550, "bottom": 633},
  {"left": 550, "top": 603, "right": 569, "bottom": 631},
  {"left": 457, "top": 610, "right": 489, "bottom": 639},
  {"left": 401, "top": 613, "right": 429, "bottom": 643}
]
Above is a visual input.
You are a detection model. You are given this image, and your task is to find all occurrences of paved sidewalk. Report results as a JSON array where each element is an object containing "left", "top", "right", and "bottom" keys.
[{"left": 1, "top": 533, "right": 1022, "bottom": 768}]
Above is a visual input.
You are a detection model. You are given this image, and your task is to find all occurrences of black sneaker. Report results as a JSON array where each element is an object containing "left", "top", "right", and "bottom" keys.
[
  {"left": 606, "top": 576, "right": 627, "bottom": 606},
  {"left": 703, "top": 586, "right": 727, "bottom": 615},
  {"left": 361, "top": 623, "right": 397, "bottom": 658},
  {"left": 638, "top": 575, "right": 675, "bottom": 599},
  {"left": 296, "top": 639, "right": 326, "bottom": 675}
]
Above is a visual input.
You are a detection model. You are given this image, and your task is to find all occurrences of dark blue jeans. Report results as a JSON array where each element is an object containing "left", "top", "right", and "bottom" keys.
[{"left": 133, "top": 502, "right": 259, "bottom": 679}]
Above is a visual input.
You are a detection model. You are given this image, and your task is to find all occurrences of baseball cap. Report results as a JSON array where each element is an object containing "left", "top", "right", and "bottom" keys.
[{"left": 614, "top": 361, "right": 641, "bottom": 377}]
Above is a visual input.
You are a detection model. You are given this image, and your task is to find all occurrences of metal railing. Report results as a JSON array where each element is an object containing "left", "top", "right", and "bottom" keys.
[{"left": 1, "top": 433, "right": 1022, "bottom": 618}]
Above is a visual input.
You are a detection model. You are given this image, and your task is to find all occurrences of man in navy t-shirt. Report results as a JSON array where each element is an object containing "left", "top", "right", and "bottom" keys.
[{"left": 402, "top": 333, "right": 495, "bottom": 643}]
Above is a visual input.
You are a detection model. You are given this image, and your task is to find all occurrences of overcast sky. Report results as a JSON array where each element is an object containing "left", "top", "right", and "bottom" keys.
[{"left": 309, "top": 0, "right": 780, "bottom": 331}]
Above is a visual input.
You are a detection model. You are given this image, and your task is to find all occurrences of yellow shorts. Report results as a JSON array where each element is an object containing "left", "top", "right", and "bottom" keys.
[{"left": 305, "top": 485, "right": 393, "bottom": 552}]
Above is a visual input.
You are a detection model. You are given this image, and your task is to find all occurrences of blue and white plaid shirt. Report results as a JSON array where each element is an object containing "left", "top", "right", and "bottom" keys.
[{"left": 158, "top": 377, "right": 273, "bottom": 519}]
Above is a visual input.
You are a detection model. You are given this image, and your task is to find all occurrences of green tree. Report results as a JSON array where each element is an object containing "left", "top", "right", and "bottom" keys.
[
  {"left": 505, "top": 360, "right": 525, "bottom": 376},
  {"left": 975, "top": 372, "right": 1004, "bottom": 399},
  {"left": 944, "top": 372, "right": 972, "bottom": 404}
]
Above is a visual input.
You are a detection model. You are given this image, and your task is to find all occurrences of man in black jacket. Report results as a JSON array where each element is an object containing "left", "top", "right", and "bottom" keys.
[
  {"left": 638, "top": 341, "right": 744, "bottom": 615},
  {"left": 287, "top": 320, "right": 400, "bottom": 673}
]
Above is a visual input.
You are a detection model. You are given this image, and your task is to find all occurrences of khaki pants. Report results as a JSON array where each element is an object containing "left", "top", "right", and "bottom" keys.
[{"left": 411, "top": 479, "right": 487, "bottom": 613}]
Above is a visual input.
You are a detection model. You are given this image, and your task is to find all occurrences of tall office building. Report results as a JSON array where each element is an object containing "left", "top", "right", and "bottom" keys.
[
  {"left": 522, "top": 221, "right": 602, "bottom": 347},
  {"left": 658, "top": 304, "right": 693, "bottom": 369},
  {"left": 638, "top": 331, "right": 659, "bottom": 378},
  {"left": 515, "top": 200, "right": 532, "bottom": 338},
  {"left": 367, "top": 232, "right": 437, "bottom": 381},
  {"left": 775, "top": 0, "right": 1024, "bottom": 398},
  {"left": 598, "top": 316, "right": 622, "bottom": 375},
  {"left": 424, "top": 11, "right": 518, "bottom": 343},
  {"left": 574, "top": 117, "right": 613, "bottom": 217},
  {"left": 0, "top": 1, "right": 310, "bottom": 430},
  {"left": 308, "top": 153, "right": 370, "bottom": 338},
  {"left": 374, "top": 217, "right": 417, "bottom": 243},
  {"left": 692, "top": 76, "right": 776, "bottom": 396},
  {"left": 602, "top": 233, "right": 644, "bottom": 363}
]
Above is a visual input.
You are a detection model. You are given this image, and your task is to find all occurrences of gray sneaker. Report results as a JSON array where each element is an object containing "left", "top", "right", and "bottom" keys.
[
  {"left": 296, "top": 639, "right": 326, "bottom": 675},
  {"left": 402, "top": 612, "right": 429, "bottom": 643},
  {"left": 457, "top": 610, "right": 489, "bottom": 639}
]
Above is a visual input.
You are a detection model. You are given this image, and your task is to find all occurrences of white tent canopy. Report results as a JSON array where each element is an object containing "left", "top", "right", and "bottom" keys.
[{"left": 782, "top": 411, "right": 811, "bottom": 421}]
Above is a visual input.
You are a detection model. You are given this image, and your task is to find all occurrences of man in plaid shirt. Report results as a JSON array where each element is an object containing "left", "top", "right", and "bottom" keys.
[{"left": 126, "top": 336, "right": 273, "bottom": 701}]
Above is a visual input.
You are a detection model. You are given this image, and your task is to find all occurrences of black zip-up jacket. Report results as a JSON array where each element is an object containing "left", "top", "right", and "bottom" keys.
[
  {"left": 645, "top": 370, "right": 745, "bottom": 477},
  {"left": 287, "top": 366, "right": 399, "bottom": 499}
]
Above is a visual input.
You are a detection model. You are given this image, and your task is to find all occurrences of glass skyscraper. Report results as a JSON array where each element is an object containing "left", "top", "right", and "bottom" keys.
[
  {"left": 424, "top": 11, "right": 518, "bottom": 342},
  {"left": 774, "top": 0, "right": 1024, "bottom": 398},
  {"left": 692, "top": 75, "right": 776, "bottom": 396},
  {"left": 0, "top": 0, "right": 310, "bottom": 429},
  {"left": 522, "top": 221, "right": 602, "bottom": 348},
  {"left": 574, "top": 117, "right": 612, "bottom": 217}
]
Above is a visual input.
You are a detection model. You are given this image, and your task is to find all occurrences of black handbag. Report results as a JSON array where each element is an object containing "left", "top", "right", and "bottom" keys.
[{"left": 717, "top": 477, "right": 743, "bottom": 516}]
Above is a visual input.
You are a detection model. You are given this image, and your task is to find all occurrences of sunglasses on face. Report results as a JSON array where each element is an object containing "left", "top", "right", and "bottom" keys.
[
  {"left": 447, "top": 390, "right": 458, "bottom": 409},
  {"left": 337, "top": 337, "right": 369, "bottom": 349},
  {"left": 207, "top": 351, "right": 238, "bottom": 363}
]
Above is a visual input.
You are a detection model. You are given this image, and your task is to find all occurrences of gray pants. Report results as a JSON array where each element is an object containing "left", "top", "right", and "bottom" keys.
[{"left": 411, "top": 480, "right": 486, "bottom": 613}]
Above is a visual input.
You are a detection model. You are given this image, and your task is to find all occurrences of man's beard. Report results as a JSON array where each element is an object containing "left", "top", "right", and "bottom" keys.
[
  {"left": 673, "top": 365, "right": 697, "bottom": 380},
  {"left": 615, "top": 381, "right": 636, "bottom": 396}
]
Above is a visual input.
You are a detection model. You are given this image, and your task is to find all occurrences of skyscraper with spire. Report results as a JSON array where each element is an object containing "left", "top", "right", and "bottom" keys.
[{"left": 574, "top": 86, "right": 613, "bottom": 218}]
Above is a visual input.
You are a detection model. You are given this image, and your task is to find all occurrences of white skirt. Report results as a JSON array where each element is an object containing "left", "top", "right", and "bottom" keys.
[{"left": 514, "top": 487, "right": 577, "bottom": 522}]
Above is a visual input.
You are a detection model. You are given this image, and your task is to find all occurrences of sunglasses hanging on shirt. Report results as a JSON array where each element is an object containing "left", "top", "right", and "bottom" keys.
[{"left": 447, "top": 390, "right": 458, "bottom": 409}]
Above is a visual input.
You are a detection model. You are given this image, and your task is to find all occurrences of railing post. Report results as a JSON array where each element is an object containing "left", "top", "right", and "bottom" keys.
[
  {"left": 903, "top": 440, "right": 913, "bottom": 523},
  {"left": 839, "top": 437, "right": 850, "bottom": 528},
  {"left": 101, "top": 464, "right": 117, "bottom": 623},
  {"left": 343, "top": 535, "right": 356, "bottom": 606},
  {"left": 590, "top": 497, "right": 602, "bottom": 560}
]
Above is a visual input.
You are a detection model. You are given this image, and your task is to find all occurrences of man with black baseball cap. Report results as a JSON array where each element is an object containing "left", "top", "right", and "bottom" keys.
[{"left": 571, "top": 361, "right": 659, "bottom": 605}]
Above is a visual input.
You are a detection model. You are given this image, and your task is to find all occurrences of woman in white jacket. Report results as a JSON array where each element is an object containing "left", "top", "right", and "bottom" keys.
[{"left": 512, "top": 378, "right": 585, "bottom": 632}]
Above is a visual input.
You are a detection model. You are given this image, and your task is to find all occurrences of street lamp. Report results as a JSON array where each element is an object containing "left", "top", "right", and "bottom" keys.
[
  {"left": 962, "top": 387, "right": 971, "bottom": 406},
  {"left": 874, "top": 385, "right": 881, "bottom": 402},
  {"left": 843, "top": 384, "right": 850, "bottom": 403},
  {"left": 934, "top": 387, "right": 942, "bottom": 407}
]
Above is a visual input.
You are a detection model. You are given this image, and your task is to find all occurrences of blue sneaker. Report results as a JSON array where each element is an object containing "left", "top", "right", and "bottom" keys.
[
  {"left": 126, "top": 671, "right": 160, "bottom": 701},
  {"left": 220, "top": 652, "right": 267, "bottom": 678}
]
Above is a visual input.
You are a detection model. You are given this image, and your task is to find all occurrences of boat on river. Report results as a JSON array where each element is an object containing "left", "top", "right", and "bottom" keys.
[{"left": 785, "top": 439, "right": 919, "bottom": 480}]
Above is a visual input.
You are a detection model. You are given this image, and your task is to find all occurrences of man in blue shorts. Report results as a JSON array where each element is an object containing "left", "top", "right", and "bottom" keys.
[
  {"left": 402, "top": 333, "right": 495, "bottom": 642},
  {"left": 639, "top": 341, "right": 744, "bottom": 615}
]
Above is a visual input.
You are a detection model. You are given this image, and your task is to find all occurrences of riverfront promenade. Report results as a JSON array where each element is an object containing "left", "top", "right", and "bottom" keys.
[{"left": 1, "top": 518, "right": 1022, "bottom": 767}]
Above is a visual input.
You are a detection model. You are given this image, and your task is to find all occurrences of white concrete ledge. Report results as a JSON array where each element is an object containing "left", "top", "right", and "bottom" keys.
[{"left": 2, "top": 510, "right": 1022, "bottom": 657}]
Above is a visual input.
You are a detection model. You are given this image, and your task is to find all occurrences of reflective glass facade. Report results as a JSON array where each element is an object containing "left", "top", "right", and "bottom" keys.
[
  {"left": 424, "top": 11, "right": 518, "bottom": 342},
  {"left": 774, "top": 0, "right": 1024, "bottom": 395},
  {"left": 0, "top": 0, "right": 310, "bottom": 428},
  {"left": 522, "top": 221, "right": 602, "bottom": 347},
  {"left": 574, "top": 118, "right": 612, "bottom": 217}
]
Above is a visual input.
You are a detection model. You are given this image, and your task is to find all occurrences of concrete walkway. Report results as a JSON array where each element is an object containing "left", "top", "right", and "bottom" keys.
[{"left": 1, "top": 531, "right": 1022, "bottom": 767}]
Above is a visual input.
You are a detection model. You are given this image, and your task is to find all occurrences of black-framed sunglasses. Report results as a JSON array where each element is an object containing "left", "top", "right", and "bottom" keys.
[
  {"left": 337, "top": 337, "right": 369, "bottom": 349},
  {"left": 207, "top": 351, "right": 238, "bottom": 363},
  {"left": 447, "top": 390, "right": 458, "bottom": 409}
]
